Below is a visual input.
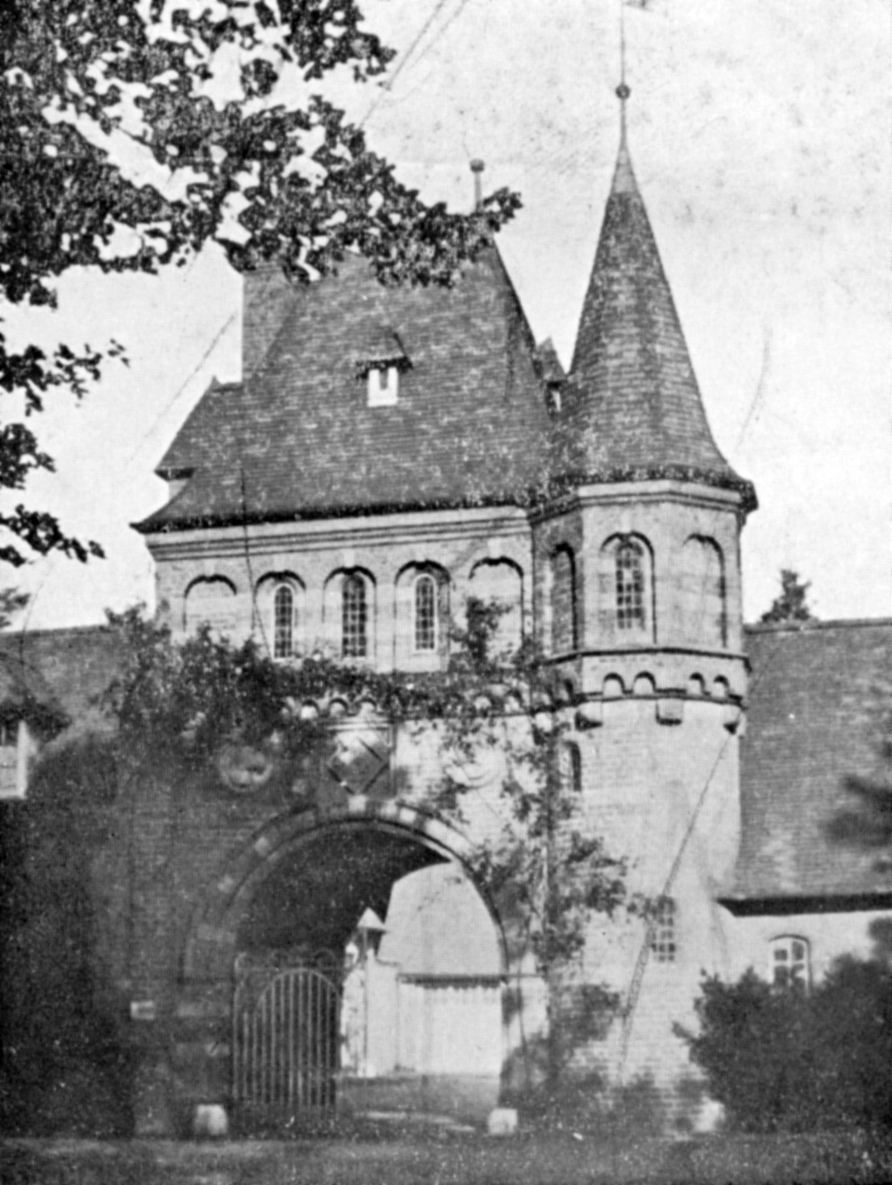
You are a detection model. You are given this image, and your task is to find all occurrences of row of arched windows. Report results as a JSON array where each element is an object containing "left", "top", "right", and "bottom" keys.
[
  {"left": 184, "top": 532, "right": 727, "bottom": 661},
  {"left": 271, "top": 571, "right": 440, "bottom": 660},
  {"left": 182, "top": 559, "right": 524, "bottom": 663},
  {"left": 548, "top": 533, "right": 727, "bottom": 654}
]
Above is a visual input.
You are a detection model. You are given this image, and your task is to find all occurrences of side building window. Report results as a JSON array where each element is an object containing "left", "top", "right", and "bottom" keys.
[
  {"left": 0, "top": 720, "right": 21, "bottom": 799},
  {"left": 771, "top": 936, "right": 810, "bottom": 992},
  {"left": 342, "top": 573, "right": 368, "bottom": 658},
  {"left": 413, "top": 574, "right": 438, "bottom": 653},
  {"left": 650, "top": 897, "right": 676, "bottom": 964}
]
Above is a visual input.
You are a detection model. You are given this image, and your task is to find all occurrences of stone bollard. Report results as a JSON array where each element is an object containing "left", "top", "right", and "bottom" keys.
[
  {"left": 193, "top": 1103, "right": 229, "bottom": 1139},
  {"left": 487, "top": 1107, "right": 518, "bottom": 1136}
]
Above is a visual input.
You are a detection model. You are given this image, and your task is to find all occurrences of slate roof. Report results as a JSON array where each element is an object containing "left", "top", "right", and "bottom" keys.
[
  {"left": 138, "top": 245, "right": 552, "bottom": 533},
  {"left": 0, "top": 626, "right": 122, "bottom": 731},
  {"left": 731, "top": 619, "right": 892, "bottom": 909},
  {"left": 555, "top": 140, "right": 752, "bottom": 506}
]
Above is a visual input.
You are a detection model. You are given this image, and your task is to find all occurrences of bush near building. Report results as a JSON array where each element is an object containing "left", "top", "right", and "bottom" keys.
[{"left": 677, "top": 957, "right": 892, "bottom": 1134}]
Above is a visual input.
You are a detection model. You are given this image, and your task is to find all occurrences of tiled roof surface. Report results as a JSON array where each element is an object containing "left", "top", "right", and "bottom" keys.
[
  {"left": 0, "top": 626, "right": 122, "bottom": 728},
  {"left": 557, "top": 144, "right": 739, "bottom": 483},
  {"left": 735, "top": 619, "right": 892, "bottom": 903},
  {"left": 140, "top": 246, "right": 551, "bottom": 532}
]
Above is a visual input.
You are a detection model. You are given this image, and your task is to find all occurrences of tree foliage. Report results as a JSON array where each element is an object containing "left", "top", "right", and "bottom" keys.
[
  {"left": 1, "top": 1, "right": 520, "bottom": 568},
  {"left": 759, "top": 569, "right": 816, "bottom": 625}
]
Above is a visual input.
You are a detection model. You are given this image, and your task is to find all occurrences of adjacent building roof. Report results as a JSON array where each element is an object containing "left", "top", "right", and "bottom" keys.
[
  {"left": 0, "top": 626, "right": 122, "bottom": 732},
  {"left": 3, "top": 618, "right": 891, "bottom": 911},
  {"left": 554, "top": 138, "right": 753, "bottom": 508},
  {"left": 138, "top": 245, "right": 552, "bottom": 534},
  {"left": 731, "top": 619, "right": 892, "bottom": 910}
]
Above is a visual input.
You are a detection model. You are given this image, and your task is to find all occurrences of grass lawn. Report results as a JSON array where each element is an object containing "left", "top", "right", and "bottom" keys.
[{"left": 2, "top": 1128, "right": 892, "bottom": 1185}]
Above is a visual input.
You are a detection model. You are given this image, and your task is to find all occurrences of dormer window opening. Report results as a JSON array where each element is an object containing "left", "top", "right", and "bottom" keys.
[
  {"left": 616, "top": 540, "right": 645, "bottom": 630},
  {"left": 367, "top": 364, "right": 399, "bottom": 407}
]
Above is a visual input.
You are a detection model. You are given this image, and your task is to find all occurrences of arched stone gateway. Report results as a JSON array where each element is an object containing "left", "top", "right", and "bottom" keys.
[{"left": 170, "top": 800, "right": 513, "bottom": 1135}]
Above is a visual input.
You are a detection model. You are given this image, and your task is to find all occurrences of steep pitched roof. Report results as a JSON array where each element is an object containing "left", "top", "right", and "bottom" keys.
[
  {"left": 730, "top": 619, "right": 892, "bottom": 909},
  {"left": 555, "top": 138, "right": 751, "bottom": 504},
  {"left": 138, "top": 246, "right": 551, "bottom": 533}
]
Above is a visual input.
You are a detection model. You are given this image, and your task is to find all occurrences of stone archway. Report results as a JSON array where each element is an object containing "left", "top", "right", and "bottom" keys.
[{"left": 172, "top": 800, "right": 511, "bottom": 1133}]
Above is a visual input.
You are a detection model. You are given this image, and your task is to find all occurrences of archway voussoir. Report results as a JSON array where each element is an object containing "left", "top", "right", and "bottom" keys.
[
  {"left": 216, "top": 873, "right": 237, "bottom": 896},
  {"left": 252, "top": 834, "right": 273, "bottom": 858}
]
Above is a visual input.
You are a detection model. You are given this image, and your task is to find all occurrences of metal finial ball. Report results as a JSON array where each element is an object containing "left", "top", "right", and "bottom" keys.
[
  {"left": 616, "top": 82, "right": 631, "bottom": 101},
  {"left": 470, "top": 159, "right": 485, "bottom": 174}
]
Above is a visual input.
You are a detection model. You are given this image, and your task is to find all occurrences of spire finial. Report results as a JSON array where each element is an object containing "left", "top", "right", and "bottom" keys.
[
  {"left": 617, "top": 1, "right": 631, "bottom": 145},
  {"left": 470, "top": 159, "right": 485, "bottom": 212}
]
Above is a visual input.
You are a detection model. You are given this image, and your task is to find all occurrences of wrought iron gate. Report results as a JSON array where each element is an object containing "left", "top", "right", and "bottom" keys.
[{"left": 233, "top": 955, "right": 341, "bottom": 1130}]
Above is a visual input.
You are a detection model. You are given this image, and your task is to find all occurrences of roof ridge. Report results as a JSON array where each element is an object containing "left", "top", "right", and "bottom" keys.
[{"left": 745, "top": 617, "right": 892, "bottom": 633}]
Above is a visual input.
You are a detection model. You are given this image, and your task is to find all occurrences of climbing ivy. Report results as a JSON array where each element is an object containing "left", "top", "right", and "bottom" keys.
[{"left": 103, "top": 601, "right": 633, "bottom": 1091}]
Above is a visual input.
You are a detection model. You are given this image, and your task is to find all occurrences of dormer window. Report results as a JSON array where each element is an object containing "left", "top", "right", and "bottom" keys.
[
  {"left": 367, "top": 364, "right": 399, "bottom": 407},
  {"left": 356, "top": 329, "right": 411, "bottom": 408}
]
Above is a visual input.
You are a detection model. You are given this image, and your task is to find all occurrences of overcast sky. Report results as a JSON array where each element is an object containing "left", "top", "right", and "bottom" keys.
[{"left": 6, "top": 0, "right": 890, "bottom": 630}]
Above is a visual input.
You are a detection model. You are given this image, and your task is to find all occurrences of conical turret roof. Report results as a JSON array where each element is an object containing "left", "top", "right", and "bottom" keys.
[{"left": 554, "top": 131, "right": 753, "bottom": 507}]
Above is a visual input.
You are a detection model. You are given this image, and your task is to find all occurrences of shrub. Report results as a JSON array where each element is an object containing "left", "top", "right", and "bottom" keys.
[{"left": 678, "top": 958, "right": 892, "bottom": 1133}]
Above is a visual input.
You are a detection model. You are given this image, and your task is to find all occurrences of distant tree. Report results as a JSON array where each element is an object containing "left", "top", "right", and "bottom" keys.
[
  {"left": 1, "top": 1, "right": 520, "bottom": 569},
  {"left": 759, "top": 569, "right": 816, "bottom": 624}
]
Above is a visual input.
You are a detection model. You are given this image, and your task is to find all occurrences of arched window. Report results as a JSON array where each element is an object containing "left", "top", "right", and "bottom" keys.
[
  {"left": 272, "top": 584, "right": 295, "bottom": 659},
  {"left": 183, "top": 576, "right": 236, "bottom": 638},
  {"left": 413, "top": 574, "right": 438, "bottom": 653},
  {"left": 468, "top": 560, "right": 523, "bottom": 661},
  {"left": 342, "top": 574, "right": 368, "bottom": 658},
  {"left": 551, "top": 546, "right": 578, "bottom": 653},
  {"left": 682, "top": 536, "right": 726, "bottom": 647},
  {"left": 616, "top": 540, "right": 646, "bottom": 631},
  {"left": 770, "top": 936, "right": 810, "bottom": 993}
]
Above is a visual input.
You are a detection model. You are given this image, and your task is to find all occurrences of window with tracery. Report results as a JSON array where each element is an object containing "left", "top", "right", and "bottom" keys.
[
  {"left": 413, "top": 574, "right": 438, "bottom": 652},
  {"left": 771, "top": 936, "right": 810, "bottom": 993},
  {"left": 272, "top": 584, "right": 295, "bottom": 659},
  {"left": 342, "top": 574, "right": 368, "bottom": 658},
  {"left": 650, "top": 897, "right": 676, "bottom": 963},
  {"left": 616, "top": 540, "right": 646, "bottom": 630}
]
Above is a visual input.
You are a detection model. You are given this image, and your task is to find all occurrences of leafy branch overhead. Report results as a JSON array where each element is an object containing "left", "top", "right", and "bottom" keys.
[{"left": 0, "top": 1, "right": 522, "bottom": 568}]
